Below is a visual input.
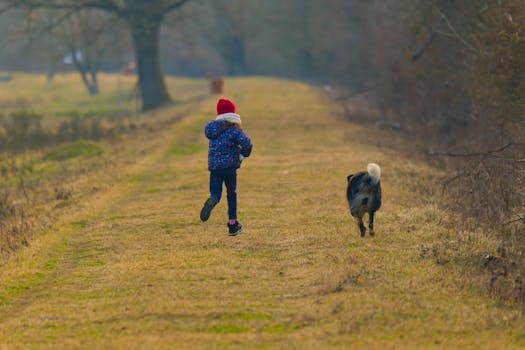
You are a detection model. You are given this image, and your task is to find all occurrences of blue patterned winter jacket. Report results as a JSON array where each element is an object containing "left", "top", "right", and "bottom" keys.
[{"left": 205, "top": 120, "right": 252, "bottom": 170}]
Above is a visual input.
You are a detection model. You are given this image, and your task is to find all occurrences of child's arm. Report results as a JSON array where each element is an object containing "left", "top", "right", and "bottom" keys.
[{"left": 236, "top": 129, "right": 252, "bottom": 157}]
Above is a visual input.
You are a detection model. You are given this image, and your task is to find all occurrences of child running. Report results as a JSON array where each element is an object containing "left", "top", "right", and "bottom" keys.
[{"left": 200, "top": 98, "right": 253, "bottom": 236}]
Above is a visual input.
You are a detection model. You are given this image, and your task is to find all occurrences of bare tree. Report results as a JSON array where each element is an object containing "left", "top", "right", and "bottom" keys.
[
  {"left": 59, "top": 10, "right": 128, "bottom": 95},
  {"left": 0, "top": 0, "right": 190, "bottom": 110},
  {"left": 27, "top": 9, "right": 129, "bottom": 95}
]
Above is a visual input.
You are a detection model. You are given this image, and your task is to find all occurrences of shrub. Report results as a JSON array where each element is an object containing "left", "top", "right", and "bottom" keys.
[
  {"left": 0, "top": 110, "right": 49, "bottom": 150},
  {"left": 43, "top": 140, "right": 103, "bottom": 161}
]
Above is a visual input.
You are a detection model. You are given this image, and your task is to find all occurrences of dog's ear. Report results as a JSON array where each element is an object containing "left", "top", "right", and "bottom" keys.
[{"left": 347, "top": 174, "right": 354, "bottom": 183}]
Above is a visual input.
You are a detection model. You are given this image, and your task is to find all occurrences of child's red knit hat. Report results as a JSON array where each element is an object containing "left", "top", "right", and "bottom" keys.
[{"left": 216, "top": 98, "right": 236, "bottom": 115}]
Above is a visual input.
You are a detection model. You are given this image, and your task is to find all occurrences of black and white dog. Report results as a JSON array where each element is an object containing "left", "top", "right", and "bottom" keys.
[{"left": 347, "top": 163, "right": 382, "bottom": 237}]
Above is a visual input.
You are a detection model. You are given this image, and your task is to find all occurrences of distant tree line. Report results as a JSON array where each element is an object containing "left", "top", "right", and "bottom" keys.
[{"left": 0, "top": 1, "right": 375, "bottom": 85}]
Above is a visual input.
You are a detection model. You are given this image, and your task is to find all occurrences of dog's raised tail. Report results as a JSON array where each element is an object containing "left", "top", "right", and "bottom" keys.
[{"left": 367, "top": 163, "right": 381, "bottom": 184}]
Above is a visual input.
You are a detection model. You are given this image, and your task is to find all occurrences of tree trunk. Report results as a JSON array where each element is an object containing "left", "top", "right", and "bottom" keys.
[
  {"left": 89, "top": 70, "right": 99, "bottom": 96},
  {"left": 71, "top": 49, "right": 99, "bottom": 96},
  {"left": 128, "top": 15, "right": 170, "bottom": 110},
  {"left": 79, "top": 70, "right": 99, "bottom": 96}
]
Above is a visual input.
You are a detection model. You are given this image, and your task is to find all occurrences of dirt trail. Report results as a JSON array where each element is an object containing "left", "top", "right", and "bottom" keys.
[{"left": 0, "top": 78, "right": 523, "bottom": 349}]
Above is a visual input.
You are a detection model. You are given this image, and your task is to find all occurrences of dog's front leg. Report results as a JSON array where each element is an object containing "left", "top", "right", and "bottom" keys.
[
  {"left": 357, "top": 216, "right": 366, "bottom": 237},
  {"left": 368, "top": 211, "right": 375, "bottom": 236}
]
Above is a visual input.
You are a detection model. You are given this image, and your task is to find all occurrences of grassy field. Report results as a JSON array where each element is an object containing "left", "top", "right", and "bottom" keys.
[{"left": 0, "top": 74, "right": 523, "bottom": 349}]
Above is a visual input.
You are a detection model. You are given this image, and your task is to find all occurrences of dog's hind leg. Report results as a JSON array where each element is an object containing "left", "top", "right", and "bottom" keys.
[
  {"left": 368, "top": 211, "right": 375, "bottom": 237},
  {"left": 357, "top": 216, "right": 366, "bottom": 237}
]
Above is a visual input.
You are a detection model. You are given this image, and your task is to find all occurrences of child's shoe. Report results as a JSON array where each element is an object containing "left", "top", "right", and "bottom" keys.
[
  {"left": 200, "top": 197, "right": 218, "bottom": 222},
  {"left": 227, "top": 221, "right": 243, "bottom": 236}
]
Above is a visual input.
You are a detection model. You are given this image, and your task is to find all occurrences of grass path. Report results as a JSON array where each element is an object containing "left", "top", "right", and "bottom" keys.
[{"left": 0, "top": 78, "right": 523, "bottom": 349}]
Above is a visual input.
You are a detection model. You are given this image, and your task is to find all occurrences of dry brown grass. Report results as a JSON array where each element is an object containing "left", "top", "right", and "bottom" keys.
[
  {"left": 0, "top": 73, "right": 209, "bottom": 261},
  {"left": 0, "top": 76, "right": 523, "bottom": 349}
]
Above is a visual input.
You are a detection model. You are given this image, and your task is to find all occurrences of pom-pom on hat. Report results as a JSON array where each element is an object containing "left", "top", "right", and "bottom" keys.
[{"left": 216, "top": 98, "right": 236, "bottom": 115}]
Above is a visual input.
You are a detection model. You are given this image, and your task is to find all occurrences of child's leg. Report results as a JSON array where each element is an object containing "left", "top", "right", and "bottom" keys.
[
  {"left": 200, "top": 170, "right": 223, "bottom": 222},
  {"left": 223, "top": 169, "right": 237, "bottom": 221},
  {"left": 209, "top": 170, "right": 224, "bottom": 202}
]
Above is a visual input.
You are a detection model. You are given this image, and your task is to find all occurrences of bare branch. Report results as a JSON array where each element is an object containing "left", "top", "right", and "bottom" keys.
[
  {"left": 0, "top": 0, "right": 120, "bottom": 13},
  {"left": 25, "top": 9, "right": 77, "bottom": 38},
  {"left": 428, "top": 143, "right": 513, "bottom": 158},
  {"left": 504, "top": 214, "right": 525, "bottom": 226},
  {"left": 162, "top": 0, "right": 190, "bottom": 13},
  {"left": 433, "top": 5, "right": 483, "bottom": 56},
  {"left": 490, "top": 156, "right": 525, "bottom": 163}
]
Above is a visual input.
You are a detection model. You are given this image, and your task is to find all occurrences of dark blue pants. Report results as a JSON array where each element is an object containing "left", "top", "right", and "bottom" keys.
[{"left": 209, "top": 168, "right": 237, "bottom": 220}]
